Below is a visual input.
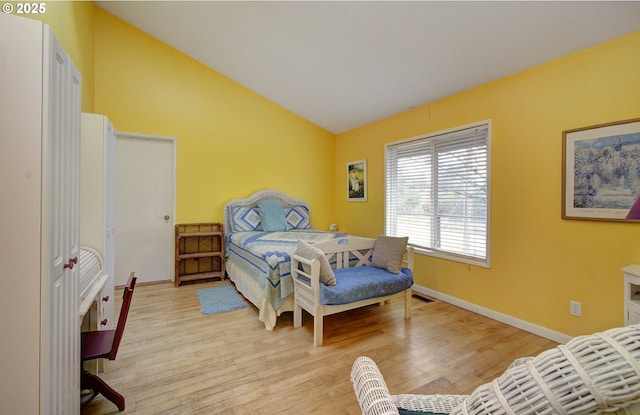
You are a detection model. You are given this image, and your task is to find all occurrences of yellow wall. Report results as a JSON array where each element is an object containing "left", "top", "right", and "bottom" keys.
[
  {"left": 12, "top": 0, "right": 96, "bottom": 112},
  {"left": 18, "top": 2, "right": 640, "bottom": 337},
  {"left": 335, "top": 31, "right": 640, "bottom": 337},
  {"left": 93, "top": 8, "right": 335, "bottom": 226}
]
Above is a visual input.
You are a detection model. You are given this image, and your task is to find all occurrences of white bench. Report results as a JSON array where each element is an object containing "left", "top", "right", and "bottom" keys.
[{"left": 291, "top": 237, "right": 414, "bottom": 346}]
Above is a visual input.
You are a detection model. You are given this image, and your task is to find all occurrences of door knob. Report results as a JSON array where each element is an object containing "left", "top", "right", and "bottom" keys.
[{"left": 164, "top": 215, "right": 170, "bottom": 220}]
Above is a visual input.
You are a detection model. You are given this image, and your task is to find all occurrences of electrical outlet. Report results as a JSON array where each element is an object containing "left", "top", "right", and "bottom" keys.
[{"left": 570, "top": 300, "right": 582, "bottom": 317}]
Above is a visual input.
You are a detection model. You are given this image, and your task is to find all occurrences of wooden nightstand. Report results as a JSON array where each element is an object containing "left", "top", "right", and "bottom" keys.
[{"left": 175, "top": 223, "right": 225, "bottom": 286}]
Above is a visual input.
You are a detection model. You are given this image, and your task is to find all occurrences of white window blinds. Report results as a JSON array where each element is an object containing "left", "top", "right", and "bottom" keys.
[{"left": 385, "top": 122, "right": 490, "bottom": 267}]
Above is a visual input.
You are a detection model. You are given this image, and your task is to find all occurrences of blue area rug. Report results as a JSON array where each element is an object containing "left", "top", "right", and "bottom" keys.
[{"left": 195, "top": 285, "right": 250, "bottom": 315}]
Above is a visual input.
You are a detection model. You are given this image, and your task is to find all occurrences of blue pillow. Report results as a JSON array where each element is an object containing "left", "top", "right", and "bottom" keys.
[{"left": 257, "top": 199, "right": 288, "bottom": 232}]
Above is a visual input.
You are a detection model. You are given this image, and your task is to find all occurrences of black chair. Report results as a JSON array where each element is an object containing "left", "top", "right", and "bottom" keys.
[{"left": 81, "top": 272, "right": 137, "bottom": 411}]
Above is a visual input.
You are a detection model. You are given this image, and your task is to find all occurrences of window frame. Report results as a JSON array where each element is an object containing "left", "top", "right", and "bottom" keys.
[{"left": 384, "top": 120, "right": 491, "bottom": 268}]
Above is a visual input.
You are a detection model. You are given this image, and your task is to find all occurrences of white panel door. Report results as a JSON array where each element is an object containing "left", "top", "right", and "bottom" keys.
[
  {"left": 44, "top": 26, "right": 81, "bottom": 415},
  {"left": 115, "top": 134, "right": 175, "bottom": 285}
]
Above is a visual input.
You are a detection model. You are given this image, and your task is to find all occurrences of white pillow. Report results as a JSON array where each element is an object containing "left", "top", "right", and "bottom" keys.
[{"left": 295, "top": 240, "right": 336, "bottom": 286}]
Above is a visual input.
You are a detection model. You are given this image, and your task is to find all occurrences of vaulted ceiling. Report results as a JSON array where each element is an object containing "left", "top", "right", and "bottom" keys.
[{"left": 96, "top": 1, "right": 640, "bottom": 133}]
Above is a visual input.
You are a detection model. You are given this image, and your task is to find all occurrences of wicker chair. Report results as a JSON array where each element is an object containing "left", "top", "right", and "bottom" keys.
[{"left": 351, "top": 324, "right": 640, "bottom": 415}]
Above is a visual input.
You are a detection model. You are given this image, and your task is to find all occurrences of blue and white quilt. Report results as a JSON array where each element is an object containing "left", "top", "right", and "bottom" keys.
[{"left": 227, "top": 230, "right": 345, "bottom": 311}]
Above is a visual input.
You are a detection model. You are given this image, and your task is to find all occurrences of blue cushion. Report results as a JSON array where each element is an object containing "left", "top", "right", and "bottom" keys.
[
  {"left": 285, "top": 206, "right": 311, "bottom": 229},
  {"left": 231, "top": 206, "right": 262, "bottom": 232},
  {"left": 319, "top": 266, "right": 413, "bottom": 305},
  {"left": 257, "top": 199, "right": 288, "bottom": 232}
]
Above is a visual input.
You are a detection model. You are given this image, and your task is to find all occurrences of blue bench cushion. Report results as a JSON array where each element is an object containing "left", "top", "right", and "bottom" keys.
[{"left": 319, "top": 266, "right": 413, "bottom": 305}]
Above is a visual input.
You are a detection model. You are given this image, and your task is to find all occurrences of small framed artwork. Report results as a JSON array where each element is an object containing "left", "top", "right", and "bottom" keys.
[
  {"left": 347, "top": 159, "right": 367, "bottom": 202},
  {"left": 562, "top": 117, "right": 640, "bottom": 222}
]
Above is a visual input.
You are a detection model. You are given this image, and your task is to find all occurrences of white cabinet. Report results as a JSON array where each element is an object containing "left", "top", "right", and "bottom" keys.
[
  {"left": 623, "top": 264, "right": 640, "bottom": 326},
  {"left": 0, "top": 14, "right": 81, "bottom": 415},
  {"left": 81, "top": 113, "right": 116, "bottom": 328}
]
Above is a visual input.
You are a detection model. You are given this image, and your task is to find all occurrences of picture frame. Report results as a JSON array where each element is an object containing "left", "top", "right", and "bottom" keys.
[
  {"left": 347, "top": 159, "right": 367, "bottom": 202},
  {"left": 562, "top": 117, "right": 640, "bottom": 222}
]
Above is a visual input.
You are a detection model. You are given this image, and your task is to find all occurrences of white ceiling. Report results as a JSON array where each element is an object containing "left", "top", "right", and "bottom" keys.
[{"left": 96, "top": 1, "right": 640, "bottom": 134}]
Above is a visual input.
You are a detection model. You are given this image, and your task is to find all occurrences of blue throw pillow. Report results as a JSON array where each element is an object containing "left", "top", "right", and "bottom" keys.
[{"left": 257, "top": 199, "right": 288, "bottom": 232}]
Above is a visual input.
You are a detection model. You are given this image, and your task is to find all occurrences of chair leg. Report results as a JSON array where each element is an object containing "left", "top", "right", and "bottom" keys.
[
  {"left": 404, "top": 289, "right": 412, "bottom": 319},
  {"left": 293, "top": 303, "right": 302, "bottom": 328},
  {"left": 81, "top": 370, "right": 125, "bottom": 411},
  {"left": 313, "top": 313, "right": 323, "bottom": 347}
]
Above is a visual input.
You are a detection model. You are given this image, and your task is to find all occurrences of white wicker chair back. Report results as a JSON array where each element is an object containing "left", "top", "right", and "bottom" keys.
[{"left": 352, "top": 324, "right": 640, "bottom": 415}]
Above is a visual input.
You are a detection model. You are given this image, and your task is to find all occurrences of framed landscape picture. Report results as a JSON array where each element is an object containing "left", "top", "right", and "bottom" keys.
[
  {"left": 562, "top": 118, "right": 640, "bottom": 222},
  {"left": 347, "top": 159, "right": 367, "bottom": 202}
]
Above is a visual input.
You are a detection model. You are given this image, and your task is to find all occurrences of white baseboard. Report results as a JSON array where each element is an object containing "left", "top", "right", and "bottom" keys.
[{"left": 413, "top": 284, "right": 572, "bottom": 344}]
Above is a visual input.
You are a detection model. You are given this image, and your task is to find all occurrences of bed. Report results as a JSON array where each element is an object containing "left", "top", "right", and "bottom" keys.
[{"left": 223, "top": 189, "right": 345, "bottom": 329}]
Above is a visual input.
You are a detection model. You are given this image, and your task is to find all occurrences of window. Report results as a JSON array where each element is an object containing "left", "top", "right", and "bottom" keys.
[{"left": 385, "top": 121, "right": 490, "bottom": 267}]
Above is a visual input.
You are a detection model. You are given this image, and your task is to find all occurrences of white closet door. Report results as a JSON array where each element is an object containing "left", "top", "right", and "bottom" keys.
[
  {"left": 46, "top": 24, "right": 67, "bottom": 296},
  {"left": 66, "top": 53, "right": 82, "bottom": 411},
  {"left": 43, "top": 27, "right": 81, "bottom": 415},
  {"left": 0, "top": 14, "right": 80, "bottom": 415}
]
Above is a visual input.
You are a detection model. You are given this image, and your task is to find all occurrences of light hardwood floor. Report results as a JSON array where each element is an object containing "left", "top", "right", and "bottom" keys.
[{"left": 82, "top": 280, "right": 557, "bottom": 415}]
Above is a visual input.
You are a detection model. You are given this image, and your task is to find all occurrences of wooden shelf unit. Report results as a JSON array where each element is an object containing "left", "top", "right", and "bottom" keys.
[{"left": 175, "top": 223, "right": 225, "bottom": 286}]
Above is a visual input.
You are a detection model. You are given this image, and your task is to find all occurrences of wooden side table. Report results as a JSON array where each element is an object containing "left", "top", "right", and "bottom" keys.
[{"left": 175, "top": 223, "right": 225, "bottom": 286}]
